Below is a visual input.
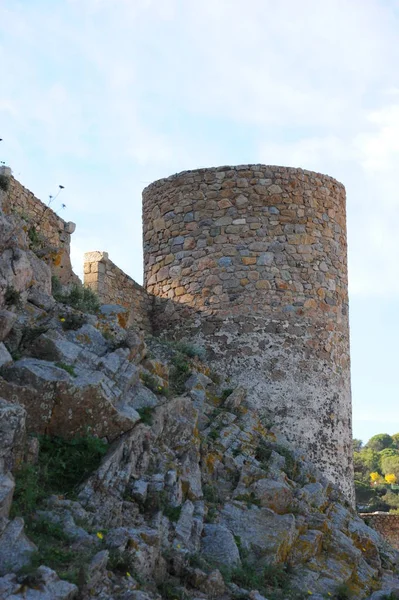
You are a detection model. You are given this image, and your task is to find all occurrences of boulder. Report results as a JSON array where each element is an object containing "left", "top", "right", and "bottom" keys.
[
  {"left": 249, "top": 478, "right": 293, "bottom": 513},
  {"left": 0, "top": 517, "right": 37, "bottom": 575},
  {"left": 0, "top": 359, "right": 138, "bottom": 441},
  {"left": 0, "top": 343, "right": 12, "bottom": 367},
  {"left": 201, "top": 524, "right": 241, "bottom": 567},
  {"left": 219, "top": 502, "right": 298, "bottom": 564},
  {"left": 0, "top": 310, "right": 17, "bottom": 342}
]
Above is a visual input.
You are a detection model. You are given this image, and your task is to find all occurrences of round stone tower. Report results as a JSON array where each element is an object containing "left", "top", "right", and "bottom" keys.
[{"left": 142, "top": 165, "right": 354, "bottom": 502}]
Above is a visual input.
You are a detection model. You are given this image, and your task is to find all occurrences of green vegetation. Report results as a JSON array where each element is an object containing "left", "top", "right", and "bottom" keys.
[
  {"left": 174, "top": 341, "right": 205, "bottom": 360},
  {"left": 19, "top": 325, "right": 48, "bottom": 350},
  {"left": 333, "top": 583, "right": 353, "bottom": 600},
  {"left": 51, "top": 274, "right": 62, "bottom": 296},
  {"left": 12, "top": 434, "right": 108, "bottom": 516},
  {"left": 60, "top": 312, "right": 87, "bottom": 331},
  {"left": 169, "top": 353, "right": 191, "bottom": 395},
  {"left": 235, "top": 492, "right": 261, "bottom": 507},
  {"left": 354, "top": 432, "right": 399, "bottom": 511},
  {"left": 27, "top": 225, "right": 42, "bottom": 248},
  {"left": 0, "top": 173, "right": 10, "bottom": 191},
  {"left": 220, "top": 388, "right": 234, "bottom": 400},
  {"left": 158, "top": 581, "right": 188, "bottom": 600},
  {"left": 55, "top": 361, "right": 77, "bottom": 377},
  {"left": 140, "top": 371, "right": 169, "bottom": 396},
  {"left": 4, "top": 285, "right": 21, "bottom": 307},
  {"left": 54, "top": 283, "right": 100, "bottom": 314},
  {"left": 137, "top": 406, "right": 155, "bottom": 425},
  {"left": 12, "top": 434, "right": 108, "bottom": 583},
  {"left": 220, "top": 560, "right": 292, "bottom": 597}
]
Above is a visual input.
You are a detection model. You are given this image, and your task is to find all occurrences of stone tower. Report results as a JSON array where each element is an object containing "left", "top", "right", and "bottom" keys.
[{"left": 142, "top": 165, "right": 354, "bottom": 502}]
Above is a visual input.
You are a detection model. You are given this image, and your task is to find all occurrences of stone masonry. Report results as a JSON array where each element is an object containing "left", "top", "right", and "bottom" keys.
[
  {"left": 360, "top": 514, "right": 399, "bottom": 550},
  {"left": 2, "top": 172, "right": 76, "bottom": 285},
  {"left": 84, "top": 251, "right": 152, "bottom": 333},
  {"left": 142, "top": 165, "right": 354, "bottom": 503}
]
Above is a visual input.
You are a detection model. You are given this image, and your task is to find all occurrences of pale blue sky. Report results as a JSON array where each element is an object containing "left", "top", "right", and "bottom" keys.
[{"left": 1, "top": 0, "right": 399, "bottom": 443}]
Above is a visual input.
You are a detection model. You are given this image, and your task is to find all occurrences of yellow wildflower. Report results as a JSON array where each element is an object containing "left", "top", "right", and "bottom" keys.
[
  {"left": 60, "top": 317, "right": 66, "bottom": 322},
  {"left": 308, "top": 592, "right": 312, "bottom": 596},
  {"left": 126, "top": 572, "right": 131, "bottom": 578},
  {"left": 96, "top": 532, "right": 104, "bottom": 540}
]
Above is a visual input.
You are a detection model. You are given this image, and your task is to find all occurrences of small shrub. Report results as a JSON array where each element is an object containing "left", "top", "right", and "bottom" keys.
[
  {"left": 137, "top": 406, "right": 154, "bottom": 425},
  {"left": 235, "top": 492, "right": 261, "bottom": 507},
  {"left": 60, "top": 313, "right": 87, "bottom": 331},
  {"left": 28, "top": 225, "right": 41, "bottom": 248},
  {"left": 0, "top": 174, "right": 10, "bottom": 191},
  {"left": 203, "top": 484, "right": 222, "bottom": 504},
  {"left": 175, "top": 341, "right": 206, "bottom": 360},
  {"left": 54, "top": 283, "right": 100, "bottom": 314},
  {"left": 20, "top": 326, "right": 48, "bottom": 350},
  {"left": 158, "top": 582, "right": 188, "bottom": 600},
  {"left": 333, "top": 583, "right": 353, "bottom": 600},
  {"left": 4, "top": 286, "right": 21, "bottom": 307},
  {"left": 229, "top": 560, "right": 291, "bottom": 595},
  {"left": 108, "top": 549, "right": 135, "bottom": 575},
  {"left": 205, "top": 506, "right": 218, "bottom": 523},
  {"left": 274, "top": 445, "right": 298, "bottom": 480},
  {"left": 55, "top": 362, "right": 77, "bottom": 377},
  {"left": 208, "top": 428, "right": 219, "bottom": 441},
  {"left": 221, "top": 388, "right": 234, "bottom": 401},
  {"left": 169, "top": 353, "right": 191, "bottom": 395},
  {"left": 141, "top": 371, "right": 168, "bottom": 396},
  {"left": 255, "top": 441, "right": 272, "bottom": 466},
  {"left": 11, "top": 434, "right": 108, "bottom": 518},
  {"left": 163, "top": 504, "right": 182, "bottom": 522},
  {"left": 51, "top": 275, "right": 62, "bottom": 296}
]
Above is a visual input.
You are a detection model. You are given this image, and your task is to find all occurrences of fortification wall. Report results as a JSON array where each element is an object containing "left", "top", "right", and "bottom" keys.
[
  {"left": 2, "top": 174, "right": 77, "bottom": 285},
  {"left": 143, "top": 164, "right": 354, "bottom": 503},
  {"left": 84, "top": 251, "right": 152, "bottom": 333},
  {"left": 360, "top": 514, "right": 399, "bottom": 550}
]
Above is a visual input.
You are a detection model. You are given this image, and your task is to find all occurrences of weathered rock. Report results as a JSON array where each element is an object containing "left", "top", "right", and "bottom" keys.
[
  {"left": 5, "top": 565, "right": 79, "bottom": 599},
  {"left": 0, "top": 473, "right": 15, "bottom": 519},
  {"left": 29, "top": 329, "right": 82, "bottom": 363},
  {"left": 201, "top": 523, "right": 241, "bottom": 567},
  {"left": 219, "top": 502, "right": 298, "bottom": 564},
  {"left": 0, "top": 398, "right": 26, "bottom": 471},
  {"left": 0, "top": 358, "right": 139, "bottom": 441},
  {"left": 65, "top": 323, "right": 109, "bottom": 356},
  {"left": 124, "top": 328, "right": 147, "bottom": 363},
  {"left": 125, "top": 383, "right": 160, "bottom": 410},
  {"left": 297, "top": 482, "right": 327, "bottom": 509},
  {"left": 0, "top": 310, "right": 17, "bottom": 342},
  {"left": 249, "top": 479, "right": 294, "bottom": 513},
  {"left": 0, "top": 343, "right": 12, "bottom": 367},
  {"left": 27, "top": 287, "right": 56, "bottom": 311},
  {"left": 199, "top": 569, "right": 225, "bottom": 596},
  {"left": 224, "top": 386, "right": 247, "bottom": 411},
  {"left": 0, "top": 517, "right": 37, "bottom": 575}
]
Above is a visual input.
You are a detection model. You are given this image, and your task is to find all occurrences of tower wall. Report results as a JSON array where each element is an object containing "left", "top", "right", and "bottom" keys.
[{"left": 142, "top": 165, "right": 354, "bottom": 502}]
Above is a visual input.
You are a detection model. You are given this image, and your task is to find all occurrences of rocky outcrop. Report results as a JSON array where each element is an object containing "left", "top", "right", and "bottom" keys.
[{"left": 0, "top": 182, "right": 398, "bottom": 600}]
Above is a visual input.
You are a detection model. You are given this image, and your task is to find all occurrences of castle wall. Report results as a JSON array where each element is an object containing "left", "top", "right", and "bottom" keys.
[
  {"left": 360, "top": 514, "right": 399, "bottom": 550},
  {"left": 84, "top": 251, "right": 152, "bottom": 333},
  {"left": 3, "top": 175, "right": 77, "bottom": 285},
  {"left": 143, "top": 165, "right": 354, "bottom": 503}
]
